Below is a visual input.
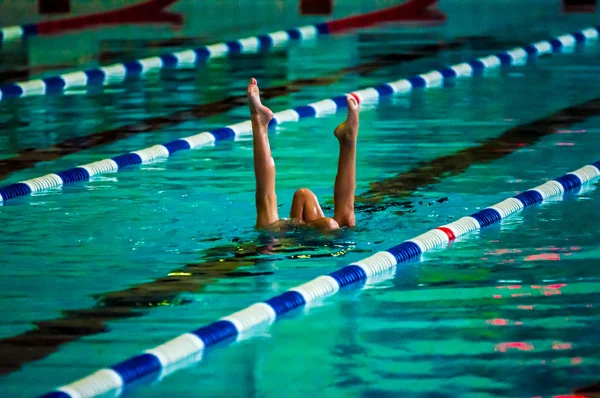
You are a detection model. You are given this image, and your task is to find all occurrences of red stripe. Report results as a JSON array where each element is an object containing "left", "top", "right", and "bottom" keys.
[
  {"left": 349, "top": 92, "right": 360, "bottom": 104},
  {"left": 34, "top": 0, "right": 442, "bottom": 40},
  {"left": 436, "top": 227, "right": 455, "bottom": 241},
  {"left": 325, "top": 0, "right": 444, "bottom": 34},
  {"left": 37, "top": 0, "right": 181, "bottom": 36}
]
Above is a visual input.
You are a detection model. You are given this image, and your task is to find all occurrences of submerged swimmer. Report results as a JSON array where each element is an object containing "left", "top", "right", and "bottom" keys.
[{"left": 248, "top": 78, "right": 358, "bottom": 232}]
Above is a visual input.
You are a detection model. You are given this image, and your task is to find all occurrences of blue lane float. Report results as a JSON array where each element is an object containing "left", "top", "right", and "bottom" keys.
[
  {"left": 38, "top": 160, "right": 600, "bottom": 398},
  {"left": 1, "top": 26, "right": 598, "bottom": 205}
]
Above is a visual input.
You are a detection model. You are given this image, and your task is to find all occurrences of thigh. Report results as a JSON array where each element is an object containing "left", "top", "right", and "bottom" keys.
[{"left": 290, "top": 188, "right": 325, "bottom": 222}]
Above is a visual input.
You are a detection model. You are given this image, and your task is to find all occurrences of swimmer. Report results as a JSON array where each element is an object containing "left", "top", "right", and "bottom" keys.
[{"left": 248, "top": 77, "right": 358, "bottom": 232}]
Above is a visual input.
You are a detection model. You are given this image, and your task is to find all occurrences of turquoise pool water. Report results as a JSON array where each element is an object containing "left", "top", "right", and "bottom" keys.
[{"left": 1, "top": 2, "right": 600, "bottom": 397}]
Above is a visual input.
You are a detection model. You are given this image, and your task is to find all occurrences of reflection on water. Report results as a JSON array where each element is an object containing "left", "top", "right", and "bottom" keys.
[{"left": 0, "top": 228, "right": 358, "bottom": 375}]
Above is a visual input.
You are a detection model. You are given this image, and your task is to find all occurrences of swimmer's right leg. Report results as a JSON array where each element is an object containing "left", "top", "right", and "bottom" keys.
[{"left": 248, "top": 78, "right": 278, "bottom": 228}]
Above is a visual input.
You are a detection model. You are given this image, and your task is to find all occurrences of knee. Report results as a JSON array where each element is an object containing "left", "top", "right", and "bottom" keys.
[{"left": 293, "top": 188, "right": 314, "bottom": 201}]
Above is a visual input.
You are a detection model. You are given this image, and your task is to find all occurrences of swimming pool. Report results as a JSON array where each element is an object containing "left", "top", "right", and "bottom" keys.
[{"left": 1, "top": 1, "right": 600, "bottom": 396}]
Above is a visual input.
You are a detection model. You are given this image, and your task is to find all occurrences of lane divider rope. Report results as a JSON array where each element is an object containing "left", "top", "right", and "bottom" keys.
[
  {"left": 39, "top": 160, "right": 600, "bottom": 398},
  {"left": 0, "top": 24, "right": 325, "bottom": 100},
  {"left": 0, "top": 0, "right": 436, "bottom": 101},
  {"left": 1, "top": 26, "right": 597, "bottom": 205}
]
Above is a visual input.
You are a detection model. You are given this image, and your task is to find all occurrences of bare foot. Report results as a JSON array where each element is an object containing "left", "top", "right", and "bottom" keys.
[
  {"left": 334, "top": 95, "right": 359, "bottom": 143},
  {"left": 247, "top": 78, "right": 274, "bottom": 128}
]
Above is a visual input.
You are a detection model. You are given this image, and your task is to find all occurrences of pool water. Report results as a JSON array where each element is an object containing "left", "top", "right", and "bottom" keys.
[{"left": 0, "top": 1, "right": 600, "bottom": 397}]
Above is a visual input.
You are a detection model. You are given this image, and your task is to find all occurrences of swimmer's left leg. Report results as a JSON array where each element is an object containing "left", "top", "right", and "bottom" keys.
[{"left": 248, "top": 78, "right": 278, "bottom": 228}]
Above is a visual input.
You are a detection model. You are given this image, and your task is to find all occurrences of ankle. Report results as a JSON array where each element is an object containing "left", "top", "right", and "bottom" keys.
[{"left": 338, "top": 137, "right": 357, "bottom": 147}]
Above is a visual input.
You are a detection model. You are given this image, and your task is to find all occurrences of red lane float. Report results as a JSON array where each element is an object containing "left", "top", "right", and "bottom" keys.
[
  {"left": 326, "top": 0, "right": 444, "bottom": 34},
  {"left": 36, "top": 0, "right": 182, "bottom": 36}
]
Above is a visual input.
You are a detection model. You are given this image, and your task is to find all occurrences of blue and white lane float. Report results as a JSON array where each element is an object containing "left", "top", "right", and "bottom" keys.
[
  {"left": 39, "top": 161, "right": 600, "bottom": 398},
  {"left": 0, "top": 0, "right": 435, "bottom": 101},
  {"left": 0, "top": 24, "right": 324, "bottom": 101},
  {"left": 0, "top": 27, "right": 597, "bottom": 205}
]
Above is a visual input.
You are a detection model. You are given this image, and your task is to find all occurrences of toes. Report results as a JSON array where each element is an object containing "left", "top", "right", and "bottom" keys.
[
  {"left": 248, "top": 78, "right": 260, "bottom": 100},
  {"left": 346, "top": 94, "right": 358, "bottom": 109},
  {"left": 248, "top": 78, "right": 258, "bottom": 94}
]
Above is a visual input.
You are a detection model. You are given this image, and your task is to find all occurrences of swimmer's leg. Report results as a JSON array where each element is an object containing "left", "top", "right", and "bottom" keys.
[
  {"left": 290, "top": 188, "right": 339, "bottom": 231},
  {"left": 248, "top": 78, "right": 278, "bottom": 228},
  {"left": 333, "top": 95, "right": 359, "bottom": 228}
]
